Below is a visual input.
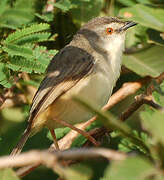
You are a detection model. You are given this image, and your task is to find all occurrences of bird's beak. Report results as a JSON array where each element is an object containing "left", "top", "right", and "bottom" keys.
[{"left": 119, "top": 21, "right": 137, "bottom": 32}]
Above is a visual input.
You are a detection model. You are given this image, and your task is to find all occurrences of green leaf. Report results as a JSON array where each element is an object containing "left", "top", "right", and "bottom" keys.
[
  {"left": 20, "top": 79, "right": 40, "bottom": 87},
  {"left": 125, "top": 24, "right": 147, "bottom": 48},
  {"left": 123, "top": 46, "right": 164, "bottom": 77},
  {"left": 74, "top": 96, "right": 149, "bottom": 154},
  {"left": 141, "top": 110, "right": 164, "bottom": 145},
  {"left": 47, "top": 127, "right": 70, "bottom": 140},
  {"left": 0, "top": 168, "right": 20, "bottom": 180},
  {"left": 156, "top": 175, "right": 164, "bottom": 180},
  {"left": 4, "top": 23, "right": 50, "bottom": 44},
  {"left": 33, "top": 46, "right": 57, "bottom": 70},
  {"left": 6, "top": 47, "right": 57, "bottom": 73},
  {"left": 71, "top": 0, "right": 104, "bottom": 22},
  {"left": 35, "top": 13, "right": 54, "bottom": 22},
  {"left": 14, "top": 32, "right": 51, "bottom": 45},
  {"left": 61, "top": 164, "right": 92, "bottom": 180},
  {"left": 7, "top": 56, "right": 45, "bottom": 73},
  {"left": 136, "top": 0, "right": 152, "bottom": 4},
  {"left": 52, "top": 0, "right": 76, "bottom": 12},
  {"left": 0, "top": 9, "right": 34, "bottom": 29},
  {"left": 2, "top": 107, "right": 24, "bottom": 122},
  {"left": 3, "top": 44, "right": 33, "bottom": 58},
  {"left": 119, "top": 4, "right": 164, "bottom": 32},
  {"left": 0, "top": 0, "right": 8, "bottom": 15},
  {"left": 0, "top": 0, "right": 35, "bottom": 29},
  {"left": 152, "top": 80, "right": 164, "bottom": 106},
  {"left": 104, "top": 157, "right": 154, "bottom": 180},
  {"left": 0, "top": 63, "right": 12, "bottom": 88},
  {"left": 117, "top": 0, "right": 136, "bottom": 6},
  {"left": 118, "top": 131, "right": 149, "bottom": 153},
  {"left": 147, "top": 29, "right": 164, "bottom": 47}
]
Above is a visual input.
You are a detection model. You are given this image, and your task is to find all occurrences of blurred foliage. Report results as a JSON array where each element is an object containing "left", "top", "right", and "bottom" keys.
[{"left": 0, "top": 0, "right": 164, "bottom": 180}]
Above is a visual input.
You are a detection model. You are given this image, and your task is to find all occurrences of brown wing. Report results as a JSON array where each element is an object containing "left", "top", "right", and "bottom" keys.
[{"left": 29, "top": 45, "right": 94, "bottom": 124}]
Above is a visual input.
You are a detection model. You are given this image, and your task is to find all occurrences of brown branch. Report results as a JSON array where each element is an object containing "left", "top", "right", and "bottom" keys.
[
  {"left": 16, "top": 76, "right": 152, "bottom": 177},
  {"left": 0, "top": 148, "right": 126, "bottom": 169},
  {"left": 147, "top": 72, "right": 164, "bottom": 95},
  {"left": 54, "top": 76, "right": 151, "bottom": 149},
  {"left": 103, "top": 76, "right": 151, "bottom": 110},
  {"left": 3, "top": 69, "right": 162, "bottom": 177},
  {"left": 121, "top": 72, "right": 164, "bottom": 121},
  {"left": 9, "top": 72, "right": 163, "bottom": 177},
  {"left": 120, "top": 94, "right": 161, "bottom": 121}
]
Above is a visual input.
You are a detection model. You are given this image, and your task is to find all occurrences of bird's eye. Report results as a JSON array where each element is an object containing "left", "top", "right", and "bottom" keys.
[{"left": 106, "top": 27, "right": 113, "bottom": 35}]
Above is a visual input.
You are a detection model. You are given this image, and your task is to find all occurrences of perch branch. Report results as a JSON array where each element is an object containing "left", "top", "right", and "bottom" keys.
[
  {"left": 0, "top": 148, "right": 126, "bottom": 169},
  {"left": 16, "top": 76, "right": 152, "bottom": 176}
]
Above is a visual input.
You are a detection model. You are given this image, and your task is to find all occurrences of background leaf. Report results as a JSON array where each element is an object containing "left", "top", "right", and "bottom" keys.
[
  {"left": 119, "top": 4, "right": 164, "bottom": 32},
  {"left": 0, "top": 168, "right": 20, "bottom": 180},
  {"left": 140, "top": 110, "right": 164, "bottom": 144},
  {"left": 123, "top": 46, "right": 164, "bottom": 77},
  {"left": 104, "top": 157, "right": 154, "bottom": 180}
]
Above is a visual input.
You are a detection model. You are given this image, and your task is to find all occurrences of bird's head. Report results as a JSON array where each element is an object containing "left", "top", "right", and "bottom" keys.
[{"left": 77, "top": 17, "right": 137, "bottom": 53}]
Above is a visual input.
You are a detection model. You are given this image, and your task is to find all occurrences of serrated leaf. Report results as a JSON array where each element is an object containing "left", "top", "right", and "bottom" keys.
[
  {"left": 4, "top": 23, "right": 50, "bottom": 44},
  {"left": 119, "top": 4, "right": 164, "bottom": 32},
  {"left": 104, "top": 157, "right": 154, "bottom": 180},
  {"left": 0, "top": 168, "right": 20, "bottom": 180},
  {"left": 7, "top": 56, "right": 46, "bottom": 73},
  {"left": 123, "top": 46, "right": 164, "bottom": 77},
  {"left": 0, "top": 63, "right": 12, "bottom": 88},
  {"left": 35, "top": 13, "right": 54, "bottom": 22},
  {"left": 6, "top": 46, "right": 57, "bottom": 74},
  {"left": 33, "top": 46, "right": 57, "bottom": 68},
  {"left": 140, "top": 110, "right": 164, "bottom": 145},
  {"left": 14, "top": 32, "right": 51, "bottom": 45},
  {"left": 3, "top": 44, "right": 33, "bottom": 58},
  {"left": 52, "top": 0, "right": 76, "bottom": 12}
]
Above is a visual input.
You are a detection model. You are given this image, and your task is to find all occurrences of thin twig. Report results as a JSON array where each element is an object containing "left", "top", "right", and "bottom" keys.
[
  {"left": 121, "top": 72, "right": 164, "bottom": 121},
  {"left": 16, "top": 128, "right": 107, "bottom": 177}
]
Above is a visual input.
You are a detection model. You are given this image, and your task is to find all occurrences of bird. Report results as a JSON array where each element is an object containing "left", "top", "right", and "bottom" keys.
[{"left": 11, "top": 16, "right": 137, "bottom": 156}]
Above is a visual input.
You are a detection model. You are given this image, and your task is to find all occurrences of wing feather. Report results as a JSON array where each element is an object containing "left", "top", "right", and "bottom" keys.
[{"left": 29, "top": 45, "right": 94, "bottom": 124}]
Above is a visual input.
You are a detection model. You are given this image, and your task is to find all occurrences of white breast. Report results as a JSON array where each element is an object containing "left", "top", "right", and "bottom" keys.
[
  {"left": 46, "top": 61, "right": 121, "bottom": 129},
  {"left": 45, "top": 34, "right": 125, "bottom": 128}
]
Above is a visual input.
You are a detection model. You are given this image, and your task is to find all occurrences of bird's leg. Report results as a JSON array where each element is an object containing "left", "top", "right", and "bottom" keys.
[
  {"left": 54, "top": 119, "right": 99, "bottom": 147},
  {"left": 50, "top": 129, "right": 60, "bottom": 150}
]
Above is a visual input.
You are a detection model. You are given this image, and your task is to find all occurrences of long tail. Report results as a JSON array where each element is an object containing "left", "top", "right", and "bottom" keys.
[{"left": 10, "top": 126, "right": 31, "bottom": 156}]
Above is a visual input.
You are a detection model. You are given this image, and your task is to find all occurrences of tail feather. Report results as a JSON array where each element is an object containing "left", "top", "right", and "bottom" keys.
[{"left": 10, "top": 127, "right": 31, "bottom": 156}]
